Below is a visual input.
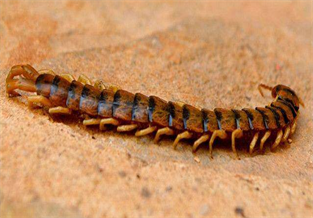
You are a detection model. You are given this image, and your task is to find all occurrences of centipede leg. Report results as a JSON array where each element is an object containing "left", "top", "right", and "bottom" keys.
[
  {"left": 192, "top": 134, "right": 210, "bottom": 152},
  {"left": 6, "top": 65, "right": 40, "bottom": 96},
  {"left": 28, "top": 96, "right": 52, "bottom": 108},
  {"left": 78, "top": 75, "right": 91, "bottom": 85},
  {"left": 135, "top": 125, "right": 157, "bottom": 137},
  {"left": 173, "top": 131, "right": 193, "bottom": 150},
  {"left": 94, "top": 80, "right": 106, "bottom": 91},
  {"left": 174, "top": 101, "right": 185, "bottom": 107},
  {"left": 117, "top": 124, "right": 138, "bottom": 132},
  {"left": 38, "top": 69, "right": 56, "bottom": 75},
  {"left": 282, "top": 126, "right": 291, "bottom": 142},
  {"left": 291, "top": 122, "right": 297, "bottom": 135},
  {"left": 49, "top": 106, "right": 71, "bottom": 115},
  {"left": 94, "top": 80, "right": 121, "bottom": 93},
  {"left": 99, "top": 118, "right": 120, "bottom": 130},
  {"left": 231, "top": 129, "right": 243, "bottom": 159},
  {"left": 108, "top": 84, "right": 121, "bottom": 93},
  {"left": 154, "top": 127, "right": 174, "bottom": 143},
  {"left": 260, "top": 130, "right": 271, "bottom": 152},
  {"left": 6, "top": 78, "right": 37, "bottom": 96},
  {"left": 7, "top": 65, "right": 39, "bottom": 82},
  {"left": 83, "top": 118, "right": 101, "bottom": 126},
  {"left": 60, "top": 74, "right": 75, "bottom": 83},
  {"left": 271, "top": 129, "right": 283, "bottom": 150},
  {"left": 209, "top": 130, "right": 227, "bottom": 158},
  {"left": 249, "top": 132, "right": 259, "bottom": 154}
]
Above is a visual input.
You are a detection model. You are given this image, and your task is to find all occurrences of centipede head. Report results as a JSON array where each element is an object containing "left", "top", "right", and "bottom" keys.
[{"left": 6, "top": 64, "right": 40, "bottom": 97}]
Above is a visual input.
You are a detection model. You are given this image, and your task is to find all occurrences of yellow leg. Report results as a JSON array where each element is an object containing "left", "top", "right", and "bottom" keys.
[
  {"left": 260, "top": 130, "right": 271, "bottom": 152},
  {"left": 99, "top": 118, "right": 119, "bottom": 130},
  {"left": 154, "top": 127, "right": 174, "bottom": 143},
  {"left": 6, "top": 65, "right": 39, "bottom": 96},
  {"left": 174, "top": 101, "right": 185, "bottom": 107},
  {"left": 99, "top": 120, "right": 106, "bottom": 131},
  {"left": 192, "top": 134, "right": 210, "bottom": 152},
  {"left": 209, "top": 130, "right": 227, "bottom": 158},
  {"left": 49, "top": 106, "right": 71, "bottom": 115},
  {"left": 94, "top": 80, "right": 106, "bottom": 91},
  {"left": 271, "top": 129, "right": 283, "bottom": 150},
  {"left": 249, "top": 132, "right": 259, "bottom": 154},
  {"left": 38, "top": 69, "right": 56, "bottom": 75},
  {"left": 83, "top": 118, "right": 101, "bottom": 126},
  {"left": 78, "top": 75, "right": 91, "bottom": 85},
  {"left": 173, "top": 131, "right": 193, "bottom": 149},
  {"left": 291, "top": 122, "right": 297, "bottom": 135},
  {"left": 60, "top": 74, "right": 75, "bottom": 83},
  {"left": 135, "top": 126, "right": 157, "bottom": 137},
  {"left": 108, "top": 84, "right": 121, "bottom": 93},
  {"left": 117, "top": 124, "right": 138, "bottom": 132},
  {"left": 28, "top": 95, "right": 52, "bottom": 107},
  {"left": 282, "top": 126, "right": 290, "bottom": 142},
  {"left": 6, "top": 64, "right": 39, "bottom": 82},
  {"left": 94, "top": 79, "right": 121, "bottom": 92},
  {"left": 6, "top": 78, "right": 37, "bottom": 96},
  {"left": 231, "top": 129, "right": 243, "bottom": 160}
]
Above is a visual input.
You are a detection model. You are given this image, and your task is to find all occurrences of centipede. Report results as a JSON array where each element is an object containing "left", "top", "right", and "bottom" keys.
[{"left": 6, "top": 64, "right": 304, "bottom": 159}]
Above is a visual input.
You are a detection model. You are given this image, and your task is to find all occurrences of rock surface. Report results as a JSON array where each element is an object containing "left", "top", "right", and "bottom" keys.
[{"left": 0, "top": 1, "right": 312, "bottom": 217}]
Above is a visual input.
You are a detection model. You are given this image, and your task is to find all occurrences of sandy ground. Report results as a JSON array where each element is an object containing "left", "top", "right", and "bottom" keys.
[{"left": 0, "top": 1, "right": 313, "bottom": 217}]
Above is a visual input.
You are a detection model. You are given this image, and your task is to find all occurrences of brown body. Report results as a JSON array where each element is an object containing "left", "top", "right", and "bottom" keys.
[
  {"left": 6, "top": 65, "right": 302, "bottom": 159},
  {"left": 35, "top": 73, "right": 298, "bottom": 134}
]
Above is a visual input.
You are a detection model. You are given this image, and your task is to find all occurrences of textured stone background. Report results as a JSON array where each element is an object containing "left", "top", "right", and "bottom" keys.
[{"left": 0, "top": 1, "right": 313, "bottom": 217}]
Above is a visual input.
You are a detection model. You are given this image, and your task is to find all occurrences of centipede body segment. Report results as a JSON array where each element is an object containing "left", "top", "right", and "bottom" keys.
[{"left": 6, "top": 64, "right": 303, "bottom": 159}]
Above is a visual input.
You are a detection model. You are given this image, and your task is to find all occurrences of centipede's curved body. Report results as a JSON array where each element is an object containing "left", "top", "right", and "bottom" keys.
[{"left": 6, "top": 65, "right": 302, "bottom": 159}]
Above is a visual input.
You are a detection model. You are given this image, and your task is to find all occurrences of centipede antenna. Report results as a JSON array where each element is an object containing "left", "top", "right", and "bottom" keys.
[{"left": 258, "top": 84, "right": 273, "bottom": 97}]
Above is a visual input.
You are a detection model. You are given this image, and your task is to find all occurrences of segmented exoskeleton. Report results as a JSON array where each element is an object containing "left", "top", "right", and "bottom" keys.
[{"left": 6, "top": 65, "right": 304, "bottom": 159}]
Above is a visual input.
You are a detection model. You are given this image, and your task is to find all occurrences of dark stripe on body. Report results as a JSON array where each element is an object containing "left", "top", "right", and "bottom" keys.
[
  {"left": 132, "top": 94, "right": 140, "bottom": 121},
  {"left": 35, "top": 74, "right": 45, "bottom": 92},
  {"left": 182, "top": 105, "right": 190, "bottom": 130},
  {"left": 242, "top": 109, "right": 254, "bottom": 130},
  {"left": 35, "top": 74, "right": 55, "bottom": 97},
  {"left": 66, "top": 81, "right": 77, "bottom": 105},
  {"left": 66, "top": 80, "right": 84, "bottom": 110},
  {"left": 270, "top": 103, "right": 289, "bottom": 124},
  {"left": 167, "top": 102, "right": 175, "bottom": 127},
  {"left": 98, "top": 91, "right": 106, "bottom": 115},
  {"left": 97, "top": 89, "right": 115, "bottom": 117},
  {"left": 202, "top": 109, "right": 208, "bottom": 132},
  {"left": 112, "top": 91, "right": 121, "bottom": 116},
  {"left": 265, "top": 106, "right": 281, "bottom": 128},
  {"left": 35, "top": 74, "right": 47, "bottom": 96},
  {"left": 280, "top": 96, "right": 299, "bottom": 111},
  {"left": 79, "top": 85, "right": 90, "bottom": 109},
  {"left": 214, "top": 109, "right": 222, "bottom": 130},
  {"left": 231, "top": 109, "right": 241, "bottom": 129},
  {"left": 50, "top": 75, "right": 61, "bottom": 97},
  {"left": 277, "top": 98, "right": 297, "bottom": 117},
  {"left": 279, "top": 96, "right": 298, "bottom": 111},
  {"left": 148, "top": 97, "right": 155, "bottom": 122},
  {"left": 255, "top": 108, "right": 269, "bottom": 130}
]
